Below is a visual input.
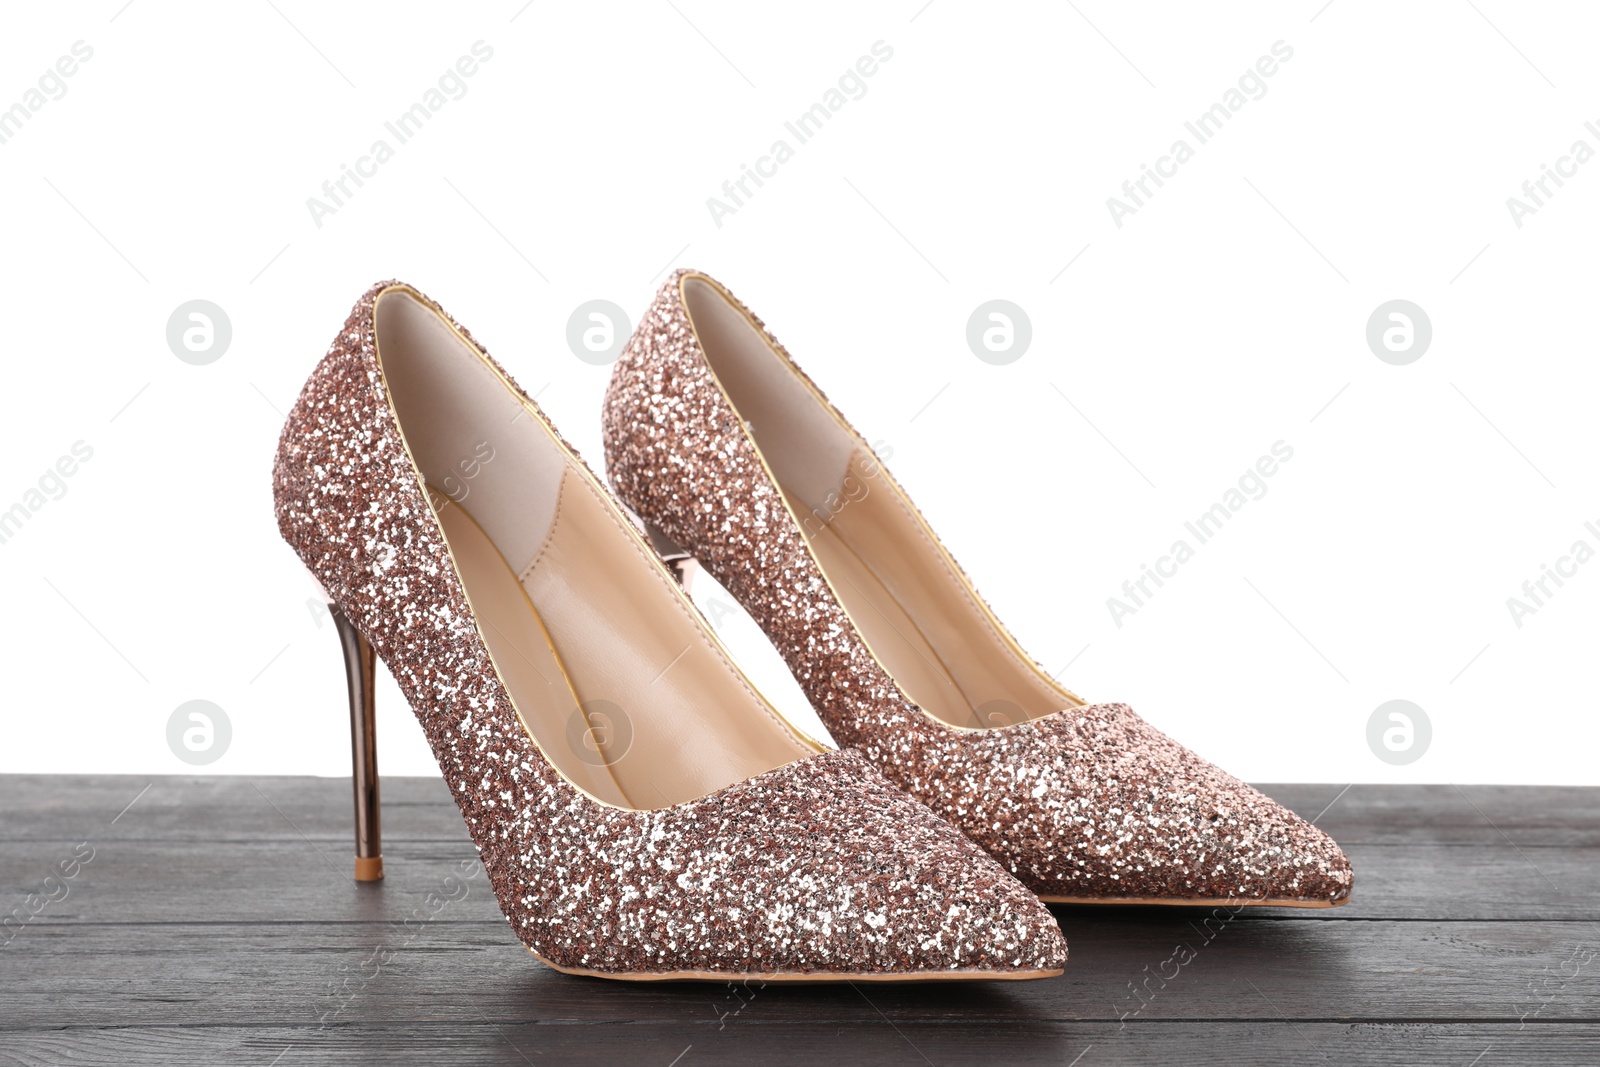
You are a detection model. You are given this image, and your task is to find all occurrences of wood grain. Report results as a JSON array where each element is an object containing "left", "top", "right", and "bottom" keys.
[{"left": 2, "top": 774, "right": 1595, "bottom": 1066}]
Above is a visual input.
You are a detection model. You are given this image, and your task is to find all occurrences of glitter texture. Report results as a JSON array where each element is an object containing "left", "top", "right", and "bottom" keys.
[
  {"left": 272, "top": 282, "right": 1068, "bottom": 977},
  {"left": 601, "top": 271, "right": 1353, "bottom": 905}
]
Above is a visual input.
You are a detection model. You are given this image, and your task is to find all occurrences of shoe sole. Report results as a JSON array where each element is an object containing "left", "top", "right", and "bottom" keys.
[
  {"left": 1040, "top": 893, "right": 1350, "bottom": 908},
  {"left": 526, "top": 946, "right": 1063, "bottom": 982}
]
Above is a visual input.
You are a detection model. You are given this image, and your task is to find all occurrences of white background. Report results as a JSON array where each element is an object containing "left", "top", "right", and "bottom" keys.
[{"left": 1, "top": 1, "right": 1594, "bottom": 784}]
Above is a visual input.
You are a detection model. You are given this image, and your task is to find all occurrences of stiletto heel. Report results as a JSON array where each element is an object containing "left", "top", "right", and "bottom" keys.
[
  {"left": 329, "top": 603, "right": 382, "bottom": 882},
  {"left": 640, "top": 519, "right": 697, "bottom": 591}
]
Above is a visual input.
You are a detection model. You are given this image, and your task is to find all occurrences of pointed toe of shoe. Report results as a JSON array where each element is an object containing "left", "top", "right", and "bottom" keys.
[
  {"left": 1149, "top": 778, "right": 1355, "bottom": 905},
  {"left": 736, "top": 751, "right": 1067, "bottom": 978},
  {"left": 931, "top": 862, "right": 1069, "bottom": 974},
  {"left": 932, "top": 703, "right": 1353, "bottom": 906},
  {"left": 1247, "top": 808, "right": 1353, "bottom": 906},
  {"left": 878, "top": 830, "right": 1068, "bottom": 974}
]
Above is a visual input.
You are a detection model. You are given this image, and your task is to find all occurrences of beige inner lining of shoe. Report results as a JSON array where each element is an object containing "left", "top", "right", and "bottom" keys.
[
  {"left": 683, "top": 275, "right": 1082, "bottom": 731},
  {"left": 374, "top": 287, "right": 814, "bottom": 809}
]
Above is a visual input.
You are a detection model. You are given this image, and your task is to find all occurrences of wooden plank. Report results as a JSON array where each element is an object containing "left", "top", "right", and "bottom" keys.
[
  {"left": 2, "top": 836, "right": 1594, "bottom": 925},
  {"left": 2, "top": 1022, "right": 1597, "bottom": 1067},
  {"left": 4, "top": 776, "right": 1596, "bottom": 846},
  {"left": 4, "top": 774, "right": 1597, "bottom": 1066},
  {"left": 0, "top": 774, "right": 472, "bottom": 843},
  {"left": 1263, "top": 783, "right": 1600, "bottom": 848},
  {"left": 1, "top": 918, "right": 1596, "bottom": 1028}
]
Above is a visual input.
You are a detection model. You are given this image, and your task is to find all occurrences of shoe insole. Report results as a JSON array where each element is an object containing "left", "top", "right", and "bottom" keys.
[
  {"left": 783, "top": 450, "right": 1074, "bottom": 730},
  {"left": 434, "top": 489, "right": 635, "bottom": 807},
  {"left": 436, "top": 470, "right": 814, "bottom": 811}
]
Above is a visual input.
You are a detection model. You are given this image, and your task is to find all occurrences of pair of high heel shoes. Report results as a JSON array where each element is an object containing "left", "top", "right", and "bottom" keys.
[{"left": 273, "top": 271, "right": 1351, "bottom": 982}]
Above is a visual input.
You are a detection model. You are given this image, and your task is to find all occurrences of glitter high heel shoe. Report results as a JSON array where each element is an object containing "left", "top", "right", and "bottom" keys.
[
  {"left": 272, "top": 281, "right": 1067, "bottom": 980},
  {"left": 601, "top": 270, "right": 1353, "bottom": 908}
]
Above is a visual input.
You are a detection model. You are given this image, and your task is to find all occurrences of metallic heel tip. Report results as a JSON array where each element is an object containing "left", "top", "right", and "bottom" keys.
[{"left": 330, "top": 603, "right": 383, "bottom": 884}]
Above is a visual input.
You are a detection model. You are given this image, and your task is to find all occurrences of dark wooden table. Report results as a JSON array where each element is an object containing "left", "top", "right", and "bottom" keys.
[{"left": 3, "top": 776, "right": 1596, "bottom": 1065}]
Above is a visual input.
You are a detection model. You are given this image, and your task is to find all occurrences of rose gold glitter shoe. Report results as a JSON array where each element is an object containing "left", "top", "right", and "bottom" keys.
[
  {"left": 600, "top": 271, "right": 1353, "bottom": 909},
  {"left": 272, "top": 281, "right": 1067, "bottom": 981}
]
